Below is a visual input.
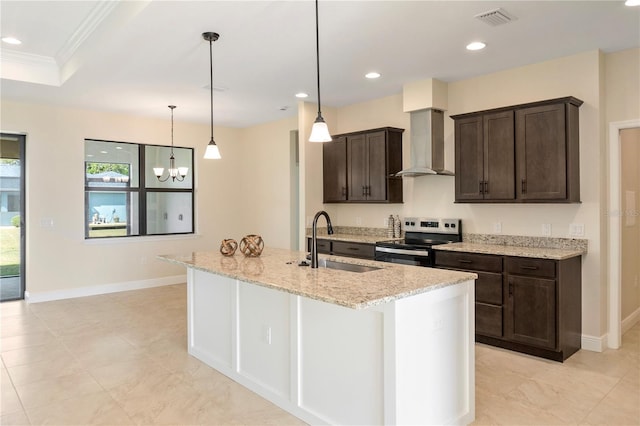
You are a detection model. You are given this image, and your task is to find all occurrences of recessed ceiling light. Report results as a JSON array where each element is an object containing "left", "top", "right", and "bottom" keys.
[
  {"left": 100, "top": 151, "right": 108, "bottom": 154},
  {"left": 295, "top": 92, "right": 308, "bottom": 98},
  {"left": 466, "top": 41, "right": 486, "bottom": 51},
  {"left": 115, "top": 146, "right": 123, "bottom": 150},
  {"left": 625, "top": 0, "right": 640, "bottom": 6},
  {"left": 87, "top": 154, "right": 94, "bottom": 158},
  {"left": 365, "top": 72, "right": 381, "bottom": 79},
  {"left": 2, "top": 37, "right": 22, "bottom": 45}
]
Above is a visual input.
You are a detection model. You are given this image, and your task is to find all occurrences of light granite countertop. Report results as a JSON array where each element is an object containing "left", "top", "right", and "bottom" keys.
[
  {"left": 158, "top": 247, "right": 476, "bottom": 310},
  {"left": 434, "top": 242, "right": 585, "bottom": 260}
]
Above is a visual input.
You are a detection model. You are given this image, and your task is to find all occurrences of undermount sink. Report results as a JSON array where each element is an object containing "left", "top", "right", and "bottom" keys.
[{"left": 317, "top": 259, "right": 381, "bottom": 273}]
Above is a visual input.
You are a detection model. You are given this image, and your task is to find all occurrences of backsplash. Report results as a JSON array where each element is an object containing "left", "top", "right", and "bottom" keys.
[
  {"left": 463, "top": 233, "right": 588, "bottom": 252},
  {"left": 307, "top": 226, "right": 391, "bottom": 238}
]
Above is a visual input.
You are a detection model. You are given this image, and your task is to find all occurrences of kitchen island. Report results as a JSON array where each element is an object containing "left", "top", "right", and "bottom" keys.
[{"left": 158, "top": 248, "right": 477, "bottom": 425}]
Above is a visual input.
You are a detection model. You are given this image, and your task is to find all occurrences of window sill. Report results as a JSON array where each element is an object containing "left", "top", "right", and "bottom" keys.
[{"left": 84, "top": 233, "right": 202, "bottom": 245}]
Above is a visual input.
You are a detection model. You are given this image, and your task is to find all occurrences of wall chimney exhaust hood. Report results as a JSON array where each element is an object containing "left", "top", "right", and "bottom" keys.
[{"left": 396, "top": 108, "right": 453, "bottom": 177}]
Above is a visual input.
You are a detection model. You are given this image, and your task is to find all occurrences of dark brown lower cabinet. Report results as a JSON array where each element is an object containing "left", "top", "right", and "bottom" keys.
[
  {"left": 435, "top": 250, "right": 582, "bottom": 362},
  {"left": 305, "top": 238, "right": 375, "bottom": 260}
]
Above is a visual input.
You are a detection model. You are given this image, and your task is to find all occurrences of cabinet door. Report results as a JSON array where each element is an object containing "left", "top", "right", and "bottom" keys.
[
  {"left": 347, "top": 134, "right": 368, "bottom": 201},
  {"left": 516, "top": 103, "right": 567, "bottom": 200},
  {"left": 455, "top": 116, "right": 484, "bottom": 201},
  {"left": 323, "top": 137, "right": 347, "bottom": 202},
  {"left": 366, "top": 131, "right": 387, "bottom": 201},
  {"left": 506, "top": 275, "right": 556, "bottom": 349},
  {"left": 484, "top": 111, "right": 515, "bottom": 200}
]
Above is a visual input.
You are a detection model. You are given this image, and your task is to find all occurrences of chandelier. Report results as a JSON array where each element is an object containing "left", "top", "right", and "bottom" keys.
[{"left": 153, "top": 105, "right": 189, "bottom": 182}]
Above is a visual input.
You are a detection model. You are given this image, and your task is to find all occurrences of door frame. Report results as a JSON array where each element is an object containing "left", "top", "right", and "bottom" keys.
[
  {"left": 1, "top": 132, "right": 26, "bottom": 300},
  {"left": 608, "top": 119, "right": 640, "bottom": 349}
]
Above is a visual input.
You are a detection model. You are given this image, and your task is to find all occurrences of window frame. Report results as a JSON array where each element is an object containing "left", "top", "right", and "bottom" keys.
[{"left": 84, "top": 138, "right": 195, "bottom": 240}]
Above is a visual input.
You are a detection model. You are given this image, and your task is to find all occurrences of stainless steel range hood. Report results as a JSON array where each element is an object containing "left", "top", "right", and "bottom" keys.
[{"left": 396, "top": 108, "right": 453, "bottom": 177}]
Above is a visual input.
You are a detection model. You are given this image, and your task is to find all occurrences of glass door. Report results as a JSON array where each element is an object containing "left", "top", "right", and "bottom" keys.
[{"left": 0, "top": 134, "right": 25, "bottom": 301}]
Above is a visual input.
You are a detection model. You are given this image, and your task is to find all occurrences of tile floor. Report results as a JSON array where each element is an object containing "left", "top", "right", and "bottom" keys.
[{"left": 0, "top": 284, "right": 638, "bottom": 425}]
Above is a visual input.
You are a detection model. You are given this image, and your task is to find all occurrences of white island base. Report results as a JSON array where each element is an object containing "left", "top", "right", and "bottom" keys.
[{"left": 187, "top": 268, "right": 475, "bottom": 425}]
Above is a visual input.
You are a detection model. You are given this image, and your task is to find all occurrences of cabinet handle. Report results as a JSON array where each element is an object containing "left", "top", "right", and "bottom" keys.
[
  {"left": 509, "top": 282, "right": 514, "bottom": 297},
  {"left": 362, "top": 186, "right": 366, "bottom": 196},
  {"left": 521, "top": 179, "right": 527, "bottom": 194},
  {"left": 479, "top": 181, "right": 484, "bottom": 194},
  {"left": 348, "top": 247, "right": 359, "bottom": 251},
  {"left": 458, "top": 259, "right": 472, "bottom": 264},
  {"left": 484, "top": 181, "right": 489, "bottom": 194},
  {"left": 342, "top": 186, "right": 346, "bottom": 196},
  {"left": 521, "top": 266, "right": 538, "bottom": 270}
]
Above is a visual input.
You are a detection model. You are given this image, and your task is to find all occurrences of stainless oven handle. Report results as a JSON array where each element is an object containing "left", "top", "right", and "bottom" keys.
[{"left": 375, "top": 246, "right": 431, "bottom": 257}]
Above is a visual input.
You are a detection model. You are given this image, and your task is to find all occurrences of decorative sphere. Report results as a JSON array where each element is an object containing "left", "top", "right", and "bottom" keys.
[
  {"left": 240, "top": 234, "right": 264, "bottom": 257},
  {"left": 220, "top": 239, "right": 238, "bottom": 256}
]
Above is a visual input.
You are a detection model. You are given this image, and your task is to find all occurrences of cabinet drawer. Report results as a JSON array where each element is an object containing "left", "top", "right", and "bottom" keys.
[
  {"left": 332, "top": 241, "right": 375, "bottom": 260},
  {"left": 506, "top": 257, "right": 556, "bottom": 278},
  {"left": 476, "top": 303, "right": 503, "bottom": 337},
  {"left": 306, "top": 238, "right": 331, "bottom": 254},
  {"left": 435, "top": 251, "right": 502, "bottom": 273},
  {"left": 476, "top": 272, "right": 503, "bottom": 305}
]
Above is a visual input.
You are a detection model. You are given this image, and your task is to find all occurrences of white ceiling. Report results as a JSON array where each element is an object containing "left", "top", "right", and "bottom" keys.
[{"left": 1, "top": 0, "right": 639, "bottom": 128}]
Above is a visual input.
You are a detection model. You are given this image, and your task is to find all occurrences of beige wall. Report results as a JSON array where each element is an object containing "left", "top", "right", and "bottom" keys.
[
  {"left": 620, "top": 128, "right": 640, "bottom": 321},
  {"left": 605, "top": 48, "right": 640, "bottom": 123},
  {"left": 0, "top": 100, "right": 296, "bottom": 297}
]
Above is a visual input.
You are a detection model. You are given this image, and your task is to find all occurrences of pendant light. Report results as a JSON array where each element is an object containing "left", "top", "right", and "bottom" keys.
[
  {"left": 203, "top": 31, "right": 222, "bottom": 159},
  {"left": 308, "top": 0, "right": 332, "bottom": 142},
  {"left": 154, "top": 105, "right": 189, "bottom": 182}
]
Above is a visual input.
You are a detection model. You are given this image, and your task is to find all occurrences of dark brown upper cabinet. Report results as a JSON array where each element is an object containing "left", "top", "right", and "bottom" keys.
[
  {"left": 322, "top": 127, "right": 403, "bottom": 203},
  {"left": 322, "top": 136, "right": 347, "bottom": 202},
  {"left": 451, "top": 97, "right": 582, "bottom": 203},
  {"left": 454, "top": 111, "right": 515, "bottom": 201}
]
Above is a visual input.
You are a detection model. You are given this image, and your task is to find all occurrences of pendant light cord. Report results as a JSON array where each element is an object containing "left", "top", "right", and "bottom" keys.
[
  {"left": 170, "top": 105, "right": 175, "bottom": 155},
  {"left": 315, "top": 0, "right": 322, "bottom": 117}
]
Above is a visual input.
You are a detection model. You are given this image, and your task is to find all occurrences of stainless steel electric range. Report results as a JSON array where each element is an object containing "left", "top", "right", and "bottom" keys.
[{"left": 375, "top": 217, "right": 462, "bottom": 267}]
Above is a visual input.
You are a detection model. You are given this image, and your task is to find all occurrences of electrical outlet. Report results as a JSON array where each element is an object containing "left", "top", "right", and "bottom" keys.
[
  {"left": 569, "top": 223, "right": 585, "bottom": 237},
  {"left": 383, "top": 217, "right": 389, "bottom": 227},
  {"left": 542, "top": 223, "right": 552, "bottom": 237},
  {"left": 355, "top": 217, "right": 363, "bottom": 226},
  {"left": 263, "top": 326, "right": 272, "bottom": 345},
  {"left": 306, "top": 216, "right": 312, "bottom": 227},
  {"left": 493, "top": 222, "right": 502, "bottom": 233}
]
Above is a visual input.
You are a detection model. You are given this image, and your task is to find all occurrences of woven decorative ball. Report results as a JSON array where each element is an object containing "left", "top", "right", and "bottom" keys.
[
  {"left": 240, "top": 234, "right": 264, "bottom": 257},
  {"left": 220, "top": 239, "right": 238, "bottom": 256}
]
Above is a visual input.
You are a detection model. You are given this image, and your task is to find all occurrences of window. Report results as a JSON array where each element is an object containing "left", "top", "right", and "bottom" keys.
[{"left": 84, "top": 139, "right": 194, "bottom": 239}]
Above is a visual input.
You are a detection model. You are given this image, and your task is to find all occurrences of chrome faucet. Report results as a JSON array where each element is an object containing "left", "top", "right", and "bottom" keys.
[{"left": 311, "top": 210, "right": 334, "bottom": 268}]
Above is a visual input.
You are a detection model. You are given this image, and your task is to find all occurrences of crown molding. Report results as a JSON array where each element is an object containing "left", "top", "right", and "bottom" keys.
[
  {"left": 56, "top": 0, "right": 120, "bottom": 66},
  {"left": 0, "top": 50, "right": 60, "bottom": 86}
]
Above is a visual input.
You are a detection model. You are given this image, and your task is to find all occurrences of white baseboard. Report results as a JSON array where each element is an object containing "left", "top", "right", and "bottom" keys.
[
  {"left": 622, "top": 307, "right": 640, "bottom": 334},
  {"left": 24, "top": 275, "right": 186, "bottom": 304},
  {"left": 581, "top": 334, "right": 605, "bottom": 352}
]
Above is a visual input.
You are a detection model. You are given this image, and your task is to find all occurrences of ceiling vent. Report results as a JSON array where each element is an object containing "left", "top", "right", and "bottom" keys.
[{"left": 474, "top": 8, "right": 516, "bottom": 26}]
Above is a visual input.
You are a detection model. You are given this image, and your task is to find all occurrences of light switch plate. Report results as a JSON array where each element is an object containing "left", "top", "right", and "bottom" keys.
[
  {"left": 493, "top": 222, "right": 502, "bottom": 233},
  {"left": 542, "top": 223, "right": 552, "bottom": 237}
]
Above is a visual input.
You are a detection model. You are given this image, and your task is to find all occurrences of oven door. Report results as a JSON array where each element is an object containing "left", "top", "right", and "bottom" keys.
[{"left": 374, "top": 246, "right": 433, "bottom": 267}]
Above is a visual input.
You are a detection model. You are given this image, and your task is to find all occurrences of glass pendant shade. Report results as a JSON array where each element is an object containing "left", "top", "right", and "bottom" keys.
[
  {"left": 204, "top": 140, "right": 221, "bottom": 159},
  {"left": 309, "top": 116, "right": 332, "bottom": 142}
]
